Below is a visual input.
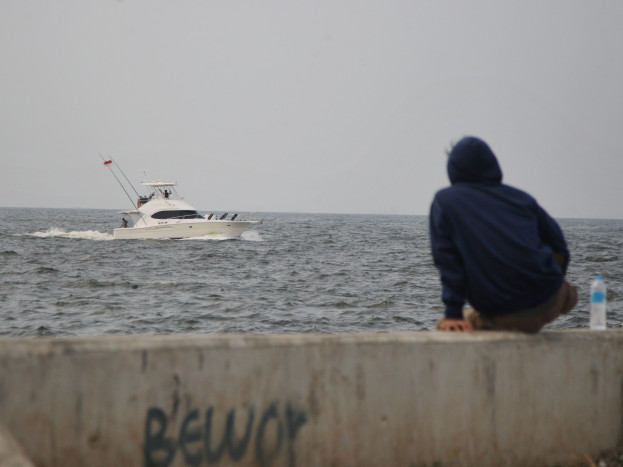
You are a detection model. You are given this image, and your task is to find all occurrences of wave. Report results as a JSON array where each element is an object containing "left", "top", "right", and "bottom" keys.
[
  {"left": 182, "top": 230, "right": 263, "bottom": 242},
  {"left": 28, "top": 228, "right": 113, "bottom": 241},
  {"left": 584, "top": 255, "right": 619, "bottom": 263},
  {"left": 241, "top": 230, "right": 263, "bottom": 241},
  {"left": 183, "top": 234, "right": 237, "bottom": 241},
  {"left": 35, "top": 267, "right": 58, "bottom": 274},
  {"left": 25, "top": 228, "right": 259, "bottom": 242}
]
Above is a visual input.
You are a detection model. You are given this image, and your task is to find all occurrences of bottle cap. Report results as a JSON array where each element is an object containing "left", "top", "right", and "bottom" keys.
[{"left": 595, "top": 275, "right": 603, "bottom": 280}]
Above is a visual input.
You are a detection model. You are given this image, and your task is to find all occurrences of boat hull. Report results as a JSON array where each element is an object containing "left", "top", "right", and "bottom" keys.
[{"left": 113, "top": 220, "right": 258, "bottom": 240}]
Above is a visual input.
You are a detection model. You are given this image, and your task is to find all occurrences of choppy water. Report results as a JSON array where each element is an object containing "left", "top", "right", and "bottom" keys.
[{"left": 1, "top": 207, "right": 622, "bottom": 337}]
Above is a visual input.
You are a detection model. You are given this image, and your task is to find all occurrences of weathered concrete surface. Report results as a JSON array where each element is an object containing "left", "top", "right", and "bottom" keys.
[
  {"left": 0, "top": 424, "right": 35, "bottom": 467},
  {"left": 0, "top": 330, "right": 622, "bottom": 467}
]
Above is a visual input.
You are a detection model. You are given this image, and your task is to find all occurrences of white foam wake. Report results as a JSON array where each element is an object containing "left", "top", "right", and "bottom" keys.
[
  {"left": 27, "top": 228, "right": 260, "bottom": 242},
  {"left": 182, "top": 230, "right": 263, "bottom": 242},
  {"left": 29, "top": 228, "right": 114, "bottom": 241},
  {"left": 241, "top": 230, "right": 263, "bottom": 241},
  {"left": 183, "top": 234, "right": 234, "bottom": 241}
]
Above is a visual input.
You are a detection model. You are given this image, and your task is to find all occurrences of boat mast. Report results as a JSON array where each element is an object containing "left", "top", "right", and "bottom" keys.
[
  {"left": 100, "top": 155, "right": 138, "bottom": 210},
  {"left": 114, "top": 159, "right": 141, "bottom": 199}
]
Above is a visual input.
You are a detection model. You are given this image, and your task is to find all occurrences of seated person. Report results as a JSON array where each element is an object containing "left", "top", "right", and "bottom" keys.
[{"left": 429, "top": 136, "right": 577, "bottom": 333}]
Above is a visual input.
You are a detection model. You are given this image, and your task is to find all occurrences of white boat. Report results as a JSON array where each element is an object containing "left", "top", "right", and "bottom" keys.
[{"left": 113, "top": 181, "right": 259, "bottom": 240}]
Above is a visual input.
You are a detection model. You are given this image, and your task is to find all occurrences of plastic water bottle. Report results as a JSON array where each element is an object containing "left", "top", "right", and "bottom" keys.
[{"left": 589, "top": 275, "right": 607, "bottom": 330}]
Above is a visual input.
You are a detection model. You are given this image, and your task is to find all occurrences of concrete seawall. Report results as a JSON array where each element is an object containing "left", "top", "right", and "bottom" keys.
[{"left": 0, "top": 330, "right": 622, "bottom": 466}]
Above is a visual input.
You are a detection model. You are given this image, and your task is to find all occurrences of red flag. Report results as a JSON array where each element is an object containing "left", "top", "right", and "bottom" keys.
[{"left": 103, "top": 160, "right": 112, "bottom": 165}]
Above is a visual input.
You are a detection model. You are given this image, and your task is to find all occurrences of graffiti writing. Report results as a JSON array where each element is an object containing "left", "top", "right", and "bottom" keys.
[{"left": 144, "top": 402, "right": 307, "bottom": 467}]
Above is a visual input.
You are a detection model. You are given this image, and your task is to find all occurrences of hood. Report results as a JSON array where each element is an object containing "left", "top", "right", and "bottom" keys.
[{"left": 447, "top": 136, "right": 503, "bottom": 185}]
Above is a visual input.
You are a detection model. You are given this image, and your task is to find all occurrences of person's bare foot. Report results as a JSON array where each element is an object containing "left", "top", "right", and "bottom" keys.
[{"left": 436, "top": 318, "right": 473, "bottom": 331}]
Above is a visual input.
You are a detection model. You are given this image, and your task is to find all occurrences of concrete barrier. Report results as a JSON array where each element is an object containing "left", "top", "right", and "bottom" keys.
[{"left": 0, "top": 330, "right": 622, "bottom": 467}]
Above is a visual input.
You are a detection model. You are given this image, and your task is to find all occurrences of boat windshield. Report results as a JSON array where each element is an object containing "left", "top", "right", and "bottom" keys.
[{"left": 151, "top": 210, "right": 203, "bottom": 220}]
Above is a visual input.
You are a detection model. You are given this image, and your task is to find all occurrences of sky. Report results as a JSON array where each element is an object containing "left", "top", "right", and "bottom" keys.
[{"left": 1, "top": 1, "right": 622, "bottom": 218}]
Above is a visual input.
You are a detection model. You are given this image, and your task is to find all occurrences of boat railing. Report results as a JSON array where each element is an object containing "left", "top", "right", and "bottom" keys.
[{"left": 205, "top": 213, "right": 241, "bottom": 221}]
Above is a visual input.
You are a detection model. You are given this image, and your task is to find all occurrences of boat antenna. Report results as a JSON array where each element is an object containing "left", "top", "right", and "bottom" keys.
[{"left": 100, "top": 154, "right": 137, "bottom": 209}]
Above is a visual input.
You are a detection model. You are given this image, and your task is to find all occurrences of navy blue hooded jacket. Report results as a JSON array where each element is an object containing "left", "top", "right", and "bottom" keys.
[{"left": 429, "top": 136, "right": 569, "bottom": 319}]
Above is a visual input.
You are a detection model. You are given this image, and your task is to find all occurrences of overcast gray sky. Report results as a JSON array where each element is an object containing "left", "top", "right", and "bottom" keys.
[{"left": 1, "top": 1, "right": 622, "bottom": 218}]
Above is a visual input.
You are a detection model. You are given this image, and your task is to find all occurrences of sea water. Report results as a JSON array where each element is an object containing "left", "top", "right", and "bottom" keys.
[{"left": 1, "top": 207, "right": 621, "bottom": 337}]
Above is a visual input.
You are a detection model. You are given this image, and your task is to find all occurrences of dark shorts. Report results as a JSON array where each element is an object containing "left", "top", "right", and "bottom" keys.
[{"left": 464, "top": 281, "right": 578, "bottom": 334}]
